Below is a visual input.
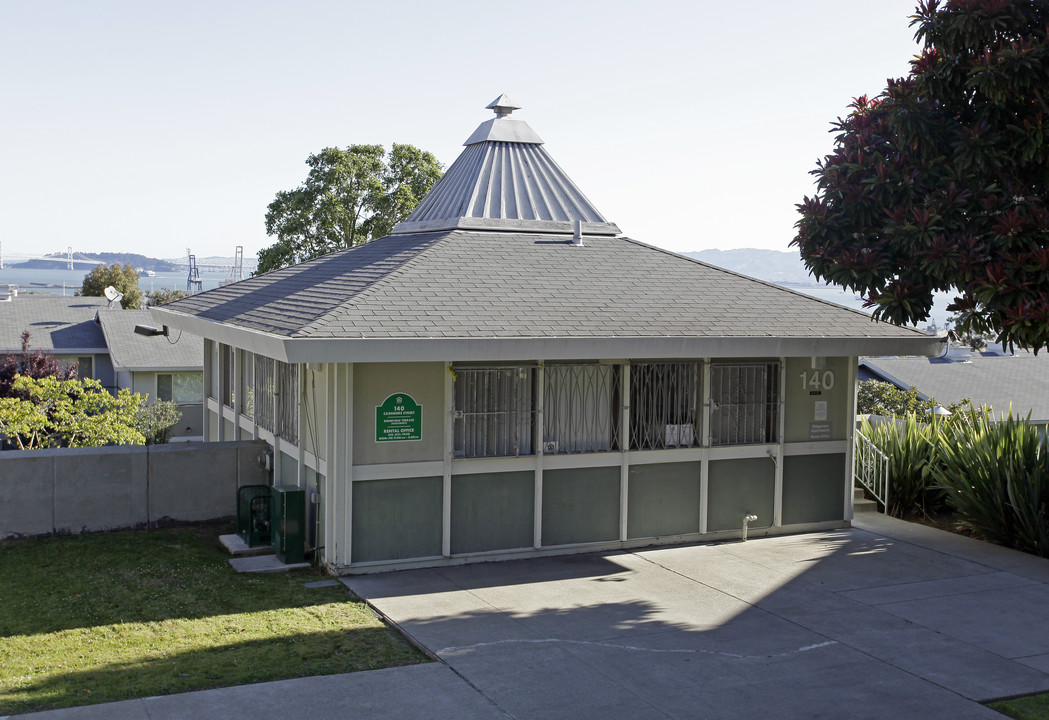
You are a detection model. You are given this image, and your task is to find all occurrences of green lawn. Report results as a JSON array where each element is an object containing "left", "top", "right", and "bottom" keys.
[
  {"left": 991, "top": 694, "right": 1049, "bottom": 720},
  {"left": 0, "top": 524, "right": 427, "bottom": 714}
]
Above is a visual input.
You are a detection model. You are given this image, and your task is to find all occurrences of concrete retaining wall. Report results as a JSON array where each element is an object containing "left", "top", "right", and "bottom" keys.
[{"left": 0, "top": 440, "right": 270, "bottom": 539}]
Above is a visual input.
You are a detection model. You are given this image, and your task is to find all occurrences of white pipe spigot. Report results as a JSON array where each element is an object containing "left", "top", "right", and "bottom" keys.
[{"left": 742, "top": 513, "right": 758, "bottom": 542}]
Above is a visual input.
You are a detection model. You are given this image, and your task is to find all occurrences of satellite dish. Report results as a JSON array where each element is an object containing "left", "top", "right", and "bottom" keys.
[{"left": 103, "top": 286, "right": 124, "bottom": 305}]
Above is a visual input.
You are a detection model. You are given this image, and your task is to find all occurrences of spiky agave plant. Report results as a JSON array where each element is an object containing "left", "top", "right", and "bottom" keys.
[
  {"left": 859, "top": 414, "right": 947, "bottom": 518},
  {"left": 934, "top": 405, "right": 1049, "bottom": 557}
]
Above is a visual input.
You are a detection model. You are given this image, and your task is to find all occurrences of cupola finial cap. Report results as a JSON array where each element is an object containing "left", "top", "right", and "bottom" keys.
[{"left": 486, "top": 93, "right": 521, "bottom": 118}]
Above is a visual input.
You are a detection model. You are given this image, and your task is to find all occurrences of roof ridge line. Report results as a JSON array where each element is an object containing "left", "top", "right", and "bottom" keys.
[{"left": 618, "top": 236, "right": 930, "bottom": 337}]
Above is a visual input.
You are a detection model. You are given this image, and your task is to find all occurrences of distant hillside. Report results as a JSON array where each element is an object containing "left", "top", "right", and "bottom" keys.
[
  {"left": 682, "top": 248, "right": 819, "bottom": 285},
  {"left": 14, "top": 252, "right": 178, "bottom": 272}
]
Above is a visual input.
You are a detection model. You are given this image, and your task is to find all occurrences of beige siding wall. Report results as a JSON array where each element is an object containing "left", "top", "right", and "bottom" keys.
[
  {"left": 782, "top": 356, "right": 852, "bottom": 442},
  {"left": 352, "top": 362, "right": 445, "bottom": 465}
]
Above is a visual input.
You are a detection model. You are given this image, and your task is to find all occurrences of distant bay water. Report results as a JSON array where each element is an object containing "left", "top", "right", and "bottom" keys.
[{"left": 0, "top": 266, "right": 232, "bottom": 296}]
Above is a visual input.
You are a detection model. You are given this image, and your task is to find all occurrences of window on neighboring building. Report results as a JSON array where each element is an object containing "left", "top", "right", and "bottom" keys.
[
  {"left": 76, "top": 356, "right": 93, "bottom": 379},
  {"left": 544, "top": 363, "right": 620, "bottom": 454},
  {"left": 629, "top": 362, "right": 701, "bottom": 450},
  {"left": 157, "top": 372, "right": 204, "bottom": 404},
  {"left": 454, "top": 366, "right": 535, "bottom": 458},
  {"left": 709, "top": 362, "right": 780, "bottom": 445}
]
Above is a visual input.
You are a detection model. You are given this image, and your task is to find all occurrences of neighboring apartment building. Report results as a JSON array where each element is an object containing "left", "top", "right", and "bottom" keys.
[{"left": 0, "top": 291, "right": 204, "bottom": 440}]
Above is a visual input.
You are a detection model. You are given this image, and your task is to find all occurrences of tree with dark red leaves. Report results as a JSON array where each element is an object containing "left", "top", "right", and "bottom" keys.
[
  {"left": 794, "top": 0, "right": 1049, "bottom": 350},
  {"left": 0, "top": 331, "right": 77, "bottom": 399}
]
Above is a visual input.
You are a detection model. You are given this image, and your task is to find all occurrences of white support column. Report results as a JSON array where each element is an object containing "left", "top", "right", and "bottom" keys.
[
  {"left": 533, "top": 363, "right": 545, "bottom": 549},
  {"left": 298, "top": 366, "right": 307, "bottom": 490},
  {"left": 442, "top": 362, "right": 454, "bottom": 557},
  {"left": 844, "top": 358, "right": 859, "bottom": 522},
  {"left": 341, "top": 364, "right": 354, "bottom": 564},
  {"left": 699, "top": 360, "right": 710, "bottom": 535},
  {"left": 323, "top": 362, "right": 338, "bottom": 566},
  {"left": 202, "top": 339, "right": 212, "bottom": 442},
  {"left": 232, "top": 348, "right": 242, "bottom": 441},
  {"left": 773, "top": 359, "right": 787, "bottom": 527},
  {"left": 216, "top": 344, "right": 226, "bottom": 442},
  {"left": 619, "top": 363, "right": 631, "bottom": 541}
]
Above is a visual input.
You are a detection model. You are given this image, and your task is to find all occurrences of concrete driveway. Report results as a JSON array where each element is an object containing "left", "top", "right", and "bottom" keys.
[{"left": 345, "top": 513, "right": 1049, "bottom": 720}]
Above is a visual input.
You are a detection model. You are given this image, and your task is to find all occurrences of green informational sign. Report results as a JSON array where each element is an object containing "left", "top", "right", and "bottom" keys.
[{"left": 376, "top": 393, "right": 423, "bottom": 442}]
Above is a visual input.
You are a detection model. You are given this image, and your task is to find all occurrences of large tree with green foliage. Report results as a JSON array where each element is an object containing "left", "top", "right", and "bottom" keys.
[
  {"left": 78, "top": 263, "right": 143, "bottom": 309},
  {"left": 0, "top": 375, "right": 145, "bottom": 449},
  {"left": 793, "top": 0, "right": 1049, "bottom": 350},
  {"left": 256, "top": 144, "right": 442, "bottom": 274}
]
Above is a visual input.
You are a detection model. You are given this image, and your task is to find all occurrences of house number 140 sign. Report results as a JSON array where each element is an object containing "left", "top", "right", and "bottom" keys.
[
  {"left": 376, "top": 393, "right": 422, "bottom": 442},
  {"left": 799, "top": 370, "right": 835, "bottom": 391}
]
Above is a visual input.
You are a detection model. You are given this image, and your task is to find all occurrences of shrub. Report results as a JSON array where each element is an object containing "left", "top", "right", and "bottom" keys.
[
  {"left": 135, "top": 400, "right": 183, "bottom": 445},
  {"left": 859, "top": 414, "right": 947, "bottom": 518},
  {"left": 933, "top": 406, "right": 1049, "bottom": 557}
]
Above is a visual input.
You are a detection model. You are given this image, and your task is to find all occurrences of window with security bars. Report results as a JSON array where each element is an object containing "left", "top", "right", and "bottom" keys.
[
  {"left": 629, "top": 362, "right": 700, "bottom": 450},
  {"left": 250, "top": 356, "right": 299, "bottom": 444},
  {"left": 220, "top": 344, "right": 234, "bottom": 408},
  {"left": 253, "top": 355, "right": 275, "bottom": 432},
  {"left": 544, "top": 364, "right": 620, "bottom": 454},
  {"left": 454, "top": 366, "right": 536, "bottom": 458},
  {"left": 709, "top": 362, "right": 780, "bottom": 445},
  {"left": 275, "top": 361, "right": 299, "bottom": 444}
]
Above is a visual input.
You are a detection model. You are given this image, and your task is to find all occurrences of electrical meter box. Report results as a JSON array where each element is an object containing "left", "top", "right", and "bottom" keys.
[
  {"left": 271, "top": 485, "right": 306, "bottom": 563},
  {"left": 236, "top": 485, "right": 271, "bottom": 547}
]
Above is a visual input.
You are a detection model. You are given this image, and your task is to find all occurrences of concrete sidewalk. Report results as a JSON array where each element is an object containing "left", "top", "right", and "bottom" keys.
[{"left": 13, "top": 513, "right": 1049, "bottom": 719}]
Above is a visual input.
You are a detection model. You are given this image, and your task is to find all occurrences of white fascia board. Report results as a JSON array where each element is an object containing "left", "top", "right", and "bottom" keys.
[
  {"left": 153, "top": 305, "right": 945, "bottom": 362},
  {"left": 118, "top": 365, "right": 203, "bottom": 373},
  {"left": 280, "top": 336, "right": 945, "bottom": 363},
  {"left": 149, "top": 308, "right": 292, "bottom": 362}
]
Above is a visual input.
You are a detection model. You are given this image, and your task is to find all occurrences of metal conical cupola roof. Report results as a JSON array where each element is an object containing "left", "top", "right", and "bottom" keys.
[{"left": 391, "top": 96, "right": 620, "bottom": 236}]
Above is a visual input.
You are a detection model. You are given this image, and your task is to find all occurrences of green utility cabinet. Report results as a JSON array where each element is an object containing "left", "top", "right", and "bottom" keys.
[
  {"left": 271, "top": 485, "right": 306, "bottom": 563},
  {"left": 236, "top": 485, "right": 271, "bottom": 547}
]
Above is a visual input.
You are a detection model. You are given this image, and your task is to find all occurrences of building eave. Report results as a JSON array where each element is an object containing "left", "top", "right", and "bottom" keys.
[{"left": 151, "top": 306, "right": 944, "bottom": 363}]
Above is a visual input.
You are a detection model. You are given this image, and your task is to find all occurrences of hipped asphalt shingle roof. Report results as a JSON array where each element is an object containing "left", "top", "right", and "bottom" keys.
[
  {"left": 160, "top": 230, "right": 928, "bottom": 342},
  {"left": 97, "top": 309, "right": 204, "bottom": 371},
  {"left": 0, "top": 296, "right": 108, "bottom": 352}
]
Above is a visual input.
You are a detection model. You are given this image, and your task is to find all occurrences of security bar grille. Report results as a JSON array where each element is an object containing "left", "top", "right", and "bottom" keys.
[
  {"left": 709, "top": 362, "right": 780, "bottom": 445},
  {"left": 544, "top": 364, "right": 620, "bottom": 454},
  {"left": 275, "top": 361, "right": 299, "bottom": 444},
  {"left": 454, "top": 366, "right": 536, "bottom": 458},
  {"left": 253, "top": 355, "right": 275, "bottom": 432},
  {"left": 629, "top": 362, "right": 700, "bottom": 450}
]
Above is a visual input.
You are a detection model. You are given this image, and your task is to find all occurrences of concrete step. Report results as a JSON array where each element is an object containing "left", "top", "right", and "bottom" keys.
[
  {"left": 853, "top": 487, "right": 881, "bottom": 514},
  {"left": 219, "top": 533, "right": 275, "bottom": 557}
]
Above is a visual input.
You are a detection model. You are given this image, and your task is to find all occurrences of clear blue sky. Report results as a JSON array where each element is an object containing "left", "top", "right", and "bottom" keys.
[{"left": 2, "top": 0, "right": 923, "bottom": 261}]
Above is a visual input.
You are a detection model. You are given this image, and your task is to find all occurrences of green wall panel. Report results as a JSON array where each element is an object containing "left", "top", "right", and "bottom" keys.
[
  {"left": 542, "top": 467, "right": 619, "bottom": 546},
  {"left": 627, "top": 462, "right": 701, "bottom": 539},
  {"left": 707, "top": 458, "right": 775, "bottom": 532},
  {"left": 351, "top": 476, "right": 442, "bottom": 563},
  {"left": 451, "top": 471, "right": 535, "bottom": 554},
  {"left": 782, "top": 454, "right": 846, "bottom": 525}
]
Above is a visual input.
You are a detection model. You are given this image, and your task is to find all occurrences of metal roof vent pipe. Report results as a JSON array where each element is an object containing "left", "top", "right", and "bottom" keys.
[{"left": 571, "top": 219, "right": 584, "bottom": 246}]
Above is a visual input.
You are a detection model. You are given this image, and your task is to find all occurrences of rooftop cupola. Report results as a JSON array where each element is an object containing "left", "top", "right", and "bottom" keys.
[{"left": 391, "top": 95, "right": 620, "bottom": 236}]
